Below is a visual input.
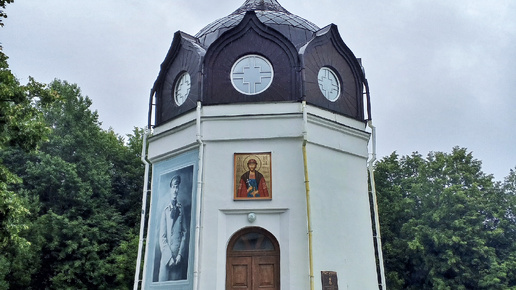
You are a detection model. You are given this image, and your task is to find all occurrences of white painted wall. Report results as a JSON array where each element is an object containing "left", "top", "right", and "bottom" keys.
[
  {"left": 147, "top": 103, "right": 379, "bottom": 290},
  {"left": 307, "top": 144, "right": 378, "bottom": 289}
]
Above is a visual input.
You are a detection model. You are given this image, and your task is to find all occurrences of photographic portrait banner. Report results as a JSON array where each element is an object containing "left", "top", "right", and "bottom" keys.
[
  {"left": 234, "top": 152, "right": 272, "bottom": 200},
  {"left": 143, "top": 150, "right": 198, "bottom": 290}
]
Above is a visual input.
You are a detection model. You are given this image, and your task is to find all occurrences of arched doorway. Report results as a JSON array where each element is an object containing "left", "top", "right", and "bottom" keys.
[{"left": 226, "top": 227, "right": 280, "bottom": 289}]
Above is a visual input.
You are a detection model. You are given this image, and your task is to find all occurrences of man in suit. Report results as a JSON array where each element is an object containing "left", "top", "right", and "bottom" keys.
[{"left": 158, "top": 175, "right": 188, "bottom": 281}]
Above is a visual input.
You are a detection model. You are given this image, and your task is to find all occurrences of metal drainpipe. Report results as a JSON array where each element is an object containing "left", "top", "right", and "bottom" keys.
[
  {"left": 302, "top": 101, "right": 315, "bottom": 290},
  {"left": 133, "top": 128, "right": 151, "bottom": 290},
  {"left": 193, "top": 102, "right": 205, "bottom": 290},
  {"left": 367, "top": 120, "right": 387, "bottom": 290}
]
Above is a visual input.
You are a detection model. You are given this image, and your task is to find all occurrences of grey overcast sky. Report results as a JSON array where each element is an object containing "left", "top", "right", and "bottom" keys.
[{"left": 2, "top": 0, "right": 515, "bottom": 180}]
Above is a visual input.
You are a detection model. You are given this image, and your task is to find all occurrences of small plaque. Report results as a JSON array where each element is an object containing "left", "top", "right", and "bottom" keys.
[
  {"left": 321, "top": 271, "right": 338, "bottom": 290},
  {"left": 234, "top": 152, "right": 272, "bottom": 200}
]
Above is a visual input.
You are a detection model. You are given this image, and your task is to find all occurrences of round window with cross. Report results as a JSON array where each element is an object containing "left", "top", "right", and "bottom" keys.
[
  {"left": 231, "top": 54, "right": 274, "bottom": 95},
  {"left": 174, "top": 71, "right": 191, "bottom": 106},
  {"left": 317, "top": 67, "right": 341, "bottom": 102}
]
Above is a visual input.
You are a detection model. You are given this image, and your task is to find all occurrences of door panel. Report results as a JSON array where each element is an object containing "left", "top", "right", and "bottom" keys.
[
  {"left": 253, "top": 256, "right": 278, "bottom": 289},
  {"left": 227, "top": 256, "right": 252, "bottom": 289}
]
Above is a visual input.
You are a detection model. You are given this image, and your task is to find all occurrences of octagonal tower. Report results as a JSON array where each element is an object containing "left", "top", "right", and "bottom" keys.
[{"left": 139, "top": 1, "right": 382, "bottom": 289}]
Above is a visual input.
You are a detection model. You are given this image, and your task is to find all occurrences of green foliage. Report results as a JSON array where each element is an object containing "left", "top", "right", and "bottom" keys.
[
  {"left": 0, "top": 52, "right": 55, "bottom": 290},
  {"left": 1, "top": 78, "right": 144, "bottom": 289},
  {"left": 375, "top": 148, "right": 516, "bottom": 289},
  {"left": 1, "top": 58, "right": 54, "bottom": 151},
  {"left": 102, "top": 232, "right": 140, "bottom": 290},
  {"left": 0, "top": 166, "right": 31, "bottom": 290},
  {"left": 1, "top": 12, "right": 143, "bottom": 288}
]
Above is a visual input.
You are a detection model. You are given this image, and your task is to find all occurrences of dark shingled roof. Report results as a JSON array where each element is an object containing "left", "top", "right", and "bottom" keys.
[{"left": 195, "top": 0, "right": 319, "bottom": 48}]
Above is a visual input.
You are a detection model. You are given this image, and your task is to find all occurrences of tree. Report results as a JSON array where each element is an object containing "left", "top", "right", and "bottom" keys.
[
  {"left": 1, "top": 7, "right": 143, "bottom": 286},
  {"left": 1, "top": 79, "right": 144, "bottom": 289},
  {"left": 0, "top": 46, "right": 55, "bottom": 289},
  {"left": 375, "top": 147, "right": 516, "bottom": 289}
]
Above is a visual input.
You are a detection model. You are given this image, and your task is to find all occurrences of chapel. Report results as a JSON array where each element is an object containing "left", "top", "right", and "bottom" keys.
[{"left": 137, "top": 0, "right": 384, "bottom": 289}]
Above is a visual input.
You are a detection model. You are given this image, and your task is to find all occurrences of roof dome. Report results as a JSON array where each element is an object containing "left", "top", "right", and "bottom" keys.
[{"left": 195, "top": 0, "right": 319, "bottom": 48}]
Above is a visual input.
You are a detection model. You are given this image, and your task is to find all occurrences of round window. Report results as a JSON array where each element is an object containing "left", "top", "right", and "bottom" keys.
[
  {"left": 231, "top": 55, "right": 274, "bottom": 95},
  {"left": 317, "top": 67, "right": 341, "bottom": 102},
  {"left": 174, "top": 72, "right": 191, "bottom": 106}
]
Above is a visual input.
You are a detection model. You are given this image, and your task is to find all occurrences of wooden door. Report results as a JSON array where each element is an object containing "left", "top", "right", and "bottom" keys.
[
  {"left": 226, "top": 228, "right": 280, "bottom": 290},
  {"left": 227, "top": 256, "right": 252, "bottom": 289}
]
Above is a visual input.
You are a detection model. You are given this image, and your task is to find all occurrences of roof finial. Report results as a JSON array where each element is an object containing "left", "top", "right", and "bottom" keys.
[{"left": 232, "top": 0, "right": 290, "bottom": 15}]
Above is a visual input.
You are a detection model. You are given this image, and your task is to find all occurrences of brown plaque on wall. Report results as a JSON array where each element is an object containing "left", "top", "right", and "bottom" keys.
[
  {"left": 234, "top": 152, "right": 272, "bottom": 200},
  {"left": 321, "top": 271, "right": 338, "bottom": 290}
]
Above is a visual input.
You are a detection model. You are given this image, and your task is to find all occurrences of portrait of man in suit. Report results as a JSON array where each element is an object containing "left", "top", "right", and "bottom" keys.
[
  {"left": 158, "top": 174, "right": 188, "bottom": 281},
  {"left": 146, "top": 157, "right": 196, "bottom": 288}
]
